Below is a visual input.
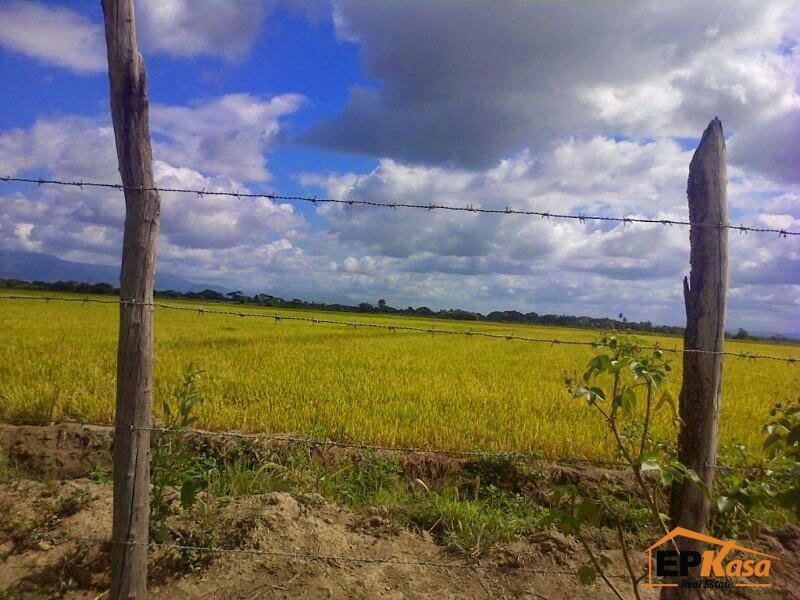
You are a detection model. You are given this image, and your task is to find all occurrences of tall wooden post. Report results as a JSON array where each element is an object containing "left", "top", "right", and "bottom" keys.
[
  {"left": 665, "top": 118, "right": 728, "bottom": 597},
  {"left": 102, "top": 1, "right": 160, "bottom": 597}
]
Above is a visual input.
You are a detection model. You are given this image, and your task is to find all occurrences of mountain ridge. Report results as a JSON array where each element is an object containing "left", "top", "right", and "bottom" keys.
[{"left": 0, "top": 250, "right": 225, "bottom": 293}]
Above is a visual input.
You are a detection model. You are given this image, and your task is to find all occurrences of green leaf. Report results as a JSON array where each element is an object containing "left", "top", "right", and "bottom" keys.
[
  {"left": 655, "top": 389, "right": 679, "bottom": 420},
  {"left": 763, "top": 431, "right": 781, "bottom": 450},
  {"left": 660, "top": 469, "right": 675, "bottom": 486},
  {"left": 574, "top": 501, "right": 601, "bottom": 526},
  {"left": 577, "top": 565, "right": 597, "bottom": 585},
  {"left": 717, "top": 496, "right": 735, "bottom": 513},
  {"left": 640, "top": 453, "right": 660, "bottom": 473},
  {"left": 588, "top": 387, "right": 606, "bottom": 402},
  {"left": 679, "top": 465, "right": 710, "bottom": 498},
  {"left": 619, "top": 387, "right": 636, "bottom": 414},
  {"left": 180, "top": 479, "right": 197, "bottom": 508}
]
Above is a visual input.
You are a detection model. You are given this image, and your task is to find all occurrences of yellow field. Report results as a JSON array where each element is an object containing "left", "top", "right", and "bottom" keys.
[{"left": 0, "top": 291, "right": 798, "bottom": 460}]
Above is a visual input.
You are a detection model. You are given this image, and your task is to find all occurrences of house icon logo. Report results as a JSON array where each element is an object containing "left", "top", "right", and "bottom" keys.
[{"left": 644, "top": 527, "right": 776, "bottom": 589}]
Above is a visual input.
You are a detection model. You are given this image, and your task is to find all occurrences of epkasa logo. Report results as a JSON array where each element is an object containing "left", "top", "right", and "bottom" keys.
[{"left": 644, "top": 527, "right": 776, "bottom": 588}]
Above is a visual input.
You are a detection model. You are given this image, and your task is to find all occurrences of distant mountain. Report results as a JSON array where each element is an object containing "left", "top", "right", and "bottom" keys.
[{"left": 0, "top": 250, "right": 225, "bottom": 293}]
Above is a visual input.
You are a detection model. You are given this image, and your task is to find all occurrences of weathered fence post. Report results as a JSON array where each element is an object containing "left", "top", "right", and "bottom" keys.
[
  {"left": 664, "top": 118, "right": 728, "bottom": 597},
  {"left": 102, "top": 0, "right": 160, "bottom": 597}
]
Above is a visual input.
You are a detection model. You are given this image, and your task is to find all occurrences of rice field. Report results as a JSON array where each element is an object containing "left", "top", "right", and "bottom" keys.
[{"left": 1, "top": 291, "right": 798, "bottom": 460}]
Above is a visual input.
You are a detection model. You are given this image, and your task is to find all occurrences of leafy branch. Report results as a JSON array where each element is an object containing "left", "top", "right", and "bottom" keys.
[{"left": 544, "top": 335, "right": 706, "bottom": 598}]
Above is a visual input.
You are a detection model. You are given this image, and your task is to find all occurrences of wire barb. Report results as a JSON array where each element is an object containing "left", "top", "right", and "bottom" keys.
[{"left": 2, "top": 176, "right": 797, "bottom": 236}]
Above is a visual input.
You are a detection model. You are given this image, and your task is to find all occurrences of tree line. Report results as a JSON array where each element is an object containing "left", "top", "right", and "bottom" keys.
[{"left": 1, "top": 277, "right": 791, "bottom": 342}]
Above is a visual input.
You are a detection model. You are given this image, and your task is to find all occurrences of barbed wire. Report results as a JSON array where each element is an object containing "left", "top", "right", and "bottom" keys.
[
  {"left": 2, "top": 176, "right": 797, "bottom": 237},
  {"left": 45, "top": 534, "right": 630, "bottom": 578},
  {"left": 1, "top": 294, "right": 797, "bottom": 363},
  {"left": 133, "top": 425, "right": 770, "bottom": 473},
  {"left": 0, "top": 418, "right": 769, "bottom": 473}
]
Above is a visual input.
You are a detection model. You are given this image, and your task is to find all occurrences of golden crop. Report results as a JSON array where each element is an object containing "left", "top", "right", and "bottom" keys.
[{"left": 1, "top": 292, "right": 797, "bottom": 460}]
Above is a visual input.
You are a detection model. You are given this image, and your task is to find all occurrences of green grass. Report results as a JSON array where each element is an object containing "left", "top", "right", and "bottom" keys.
[
  {"left": 189, "top": 443, "right": 548, "bottom": 555},
  {"left": 1, "top": 290, "right": 798, "bottom": 460}
]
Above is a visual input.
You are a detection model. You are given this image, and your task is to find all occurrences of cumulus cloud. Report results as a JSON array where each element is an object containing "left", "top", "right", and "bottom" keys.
[
  {"left": 298, "top": 134, "right": 800, "bottom": 330},
  {"left": 152, "top": 93, "right": 306, "bottom": 182},
  {"left": 153, "top": 161, "right": 304, "bottom": 250},
  {"left": 306, "top": 0, "right": 799, "bottom": 181},
  {"left": 0, "top": 100, "right": 307, "bottom": 275},
  {"left": 136, "top": 0, "right": 271, "bottom": 61},
  {"left": 0, "top": 1, "right": 106, "bottom": 74},
  {"left": 1, "top": 93, "right": 303, "bottom": 184},
  {"left": 0, "top": 116, "right": 118, "bottom": 180},
  {"left": 0, "top": 0, "right": 302, "bottom": 70}
]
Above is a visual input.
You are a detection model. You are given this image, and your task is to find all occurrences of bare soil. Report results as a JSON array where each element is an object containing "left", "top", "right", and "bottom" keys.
[{"left": 1, "top": 424, "right": 797, "bottom": 599}]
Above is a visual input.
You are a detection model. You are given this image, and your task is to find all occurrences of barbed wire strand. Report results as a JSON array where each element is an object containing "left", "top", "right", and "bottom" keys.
[
  {"left": 0, "top": 418, "right": 768, "bottom": 473},
  {"left": 45, "top": 534, "right": 629, "bottom": 578},
  {"left": 2, "top": 176, "right": 797, "bottom": 237},
  {"left": 0, "top": 294, "right": 796, "bottom": 364}
]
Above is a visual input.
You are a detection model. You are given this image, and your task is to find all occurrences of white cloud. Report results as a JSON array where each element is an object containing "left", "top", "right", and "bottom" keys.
[
  {"left": 0, "top": 116, "right": 118, "bottom": 180},
  {"left": 136, "top": 0, "right": 271, "bottom": 61},
  {"left": 0, "top": 1, "right": 106, "bottom": 74},
  {"left": 1, "top": 106, "right": 797, "bottom": 332},
  {"left": 153, "top": 161, "right": 304, "bottom": 250},
  {"left": 1, "top": 93, "right": 303, "bottom": 184},
  {"left": 298, "top": 136, "right": 800, "bottom": 331},
  {"left": 0, "top": 104, "right": 307, "bottom": 272},
  {"left": 0, "top": 0, "right": 310, "bottom": 71},
  {"left": 152, "top": 93, "right": 305, "bottom": 182}
]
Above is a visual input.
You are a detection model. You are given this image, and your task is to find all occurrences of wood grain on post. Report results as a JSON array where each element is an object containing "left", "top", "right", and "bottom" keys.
[
  {"left": 663, "top": 118, "right": 728, "bottom": 598},
  {"left": 102, "top": 0, "right": 160, "bottom": 597}
]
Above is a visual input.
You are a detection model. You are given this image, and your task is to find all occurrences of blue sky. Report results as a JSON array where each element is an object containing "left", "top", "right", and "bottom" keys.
[{"left": 0, "top": 0, "right": 798, "bottom": 332}]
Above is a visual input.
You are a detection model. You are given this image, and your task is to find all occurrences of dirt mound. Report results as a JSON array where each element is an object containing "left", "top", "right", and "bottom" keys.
[
  {"left": 0, "top": 423, "right": 113, "bottom": 480},
  {"left": 1, "top": 479, "right": 631, "bottom": 599},
  {"left": 1, "top": 424, "right": 798, "bottom": 599}
]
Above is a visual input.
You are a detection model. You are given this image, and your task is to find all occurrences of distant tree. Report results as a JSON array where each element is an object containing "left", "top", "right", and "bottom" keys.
[
  {"left": 733, "top": 328, "right": 750, "bottom": 340},
  {"left": 198, "top": 289, "right": 224, "bottom": 301},
  {"left": 91, "top": 282, "right": 115, "bottom": 295},
  {"left": 358, "top": 302, "right": 374, "bottom": 312},
  {"left": 378, "top": 298, "right": 386, "bottom": 310}
]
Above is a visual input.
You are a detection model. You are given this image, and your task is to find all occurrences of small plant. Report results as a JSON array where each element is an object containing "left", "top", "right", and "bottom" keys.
[
  {"left": 398, "top": 483, "right": 545, "bottom": 556},
  {"left": 150, "top": 364, "right": 214, "bottom": 543},
  {"left": 88, "top": 462, "right": 111, "bottom": 485},
  {"left": 714, "top": 397, "right": 800, "bottom": 535},
  {"left": 544, "top": 335, "right": 705, "bottom": 599}
]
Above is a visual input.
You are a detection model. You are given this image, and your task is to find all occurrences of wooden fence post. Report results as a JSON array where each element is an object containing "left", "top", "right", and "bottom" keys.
[
  {"left": 664, "top": 118, "right": 728, "bottom": 597},
  {"left": 102, "top": 1, "right": 160, "bottom": 597}
]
